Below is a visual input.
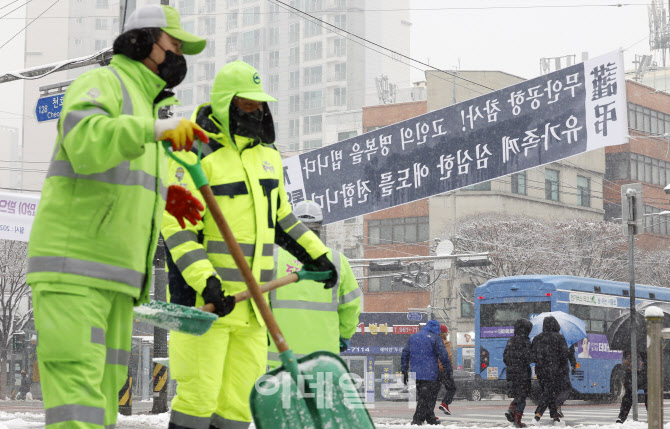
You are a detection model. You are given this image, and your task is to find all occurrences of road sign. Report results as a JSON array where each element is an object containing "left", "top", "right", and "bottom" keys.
[
  {"left": 407, "top": 312, "right": 422, "bottom": 321},
  {"left": 35, "top": 93, "right": 65, "bottom": 123}
]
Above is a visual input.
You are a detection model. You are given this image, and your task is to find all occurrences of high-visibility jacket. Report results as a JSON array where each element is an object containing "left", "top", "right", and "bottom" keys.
[
  {"left": 27, "top": 54, "right": 174, "bottom": 303},
  {"left": 161, "top": 102, "right": 329, "bottom": 327},
  {"left": 268, "top": 247, "right": 362, "bottom": 365}
]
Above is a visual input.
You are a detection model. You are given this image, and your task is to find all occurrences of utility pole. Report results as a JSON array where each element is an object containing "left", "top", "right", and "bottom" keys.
[{"left": 621, "top": 183, "right": 643, "bottom": 421}]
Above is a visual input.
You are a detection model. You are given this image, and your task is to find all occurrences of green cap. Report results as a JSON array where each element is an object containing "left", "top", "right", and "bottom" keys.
[
  {"left": 211, "top": 61, "right": 277, "bottom": 102},
  {"left": 123, "top": 4, "right": 206, "bottom": 55}
]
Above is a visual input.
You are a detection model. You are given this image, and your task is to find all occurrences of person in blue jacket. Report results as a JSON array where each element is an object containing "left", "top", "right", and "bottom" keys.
[{"left": 401, "top": 319, "right": 452, "bottom": 426}]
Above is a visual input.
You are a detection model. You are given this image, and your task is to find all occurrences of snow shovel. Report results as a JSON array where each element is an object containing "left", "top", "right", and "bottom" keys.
[
  {"left": 134, "top": 269, "right": 330, "bottom": 336},
  {"left": 163, "top": 141, "right": 375, "bottom": 429}
]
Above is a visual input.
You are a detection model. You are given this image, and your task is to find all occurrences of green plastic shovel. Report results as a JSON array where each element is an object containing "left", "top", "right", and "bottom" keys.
[
  {"left": 162, "top": 141, "right": 375, "bottom": 428},
  {"left": 134, "top": 269, "right": 331, "bottom": 336}
]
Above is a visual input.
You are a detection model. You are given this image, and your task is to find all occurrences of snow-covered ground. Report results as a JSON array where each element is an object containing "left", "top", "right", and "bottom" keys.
[{"left": 0, "top": 410, "right": 658, "bottom": 429}]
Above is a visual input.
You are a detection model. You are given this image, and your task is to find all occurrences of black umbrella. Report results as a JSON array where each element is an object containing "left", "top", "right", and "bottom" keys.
[{"left": 606, "top": 311, "right": 647, "bottom": 352}]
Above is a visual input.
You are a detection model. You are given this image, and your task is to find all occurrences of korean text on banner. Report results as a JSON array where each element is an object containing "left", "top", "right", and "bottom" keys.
[
  {"left": 284, "top": 50, "right": 627, "bottom": 224},
  {"left": 0, "top": 192, "right": 40, "bottom": 242}
]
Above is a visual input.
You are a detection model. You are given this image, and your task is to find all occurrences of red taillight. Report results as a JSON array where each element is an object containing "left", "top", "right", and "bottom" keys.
[
  {"left": 478, "top": 296, "right": 484, "bottom": 300},
  {"left": 481, "top": 363, "right": 486, "bottom": 369},
  {"left": 545, "top": 293, "right": 552, "bottom": 296}
]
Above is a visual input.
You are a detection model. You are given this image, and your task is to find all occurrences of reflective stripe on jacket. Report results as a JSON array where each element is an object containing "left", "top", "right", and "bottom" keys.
[
  {"left": 267, "top": 247, "right": 362, "bottom": 363},
  {"left": 162, "top": 102, "right": 328, "bottom": 327},
  {"left": 27, "top": 55, "right": 173, "bottom": 303}
]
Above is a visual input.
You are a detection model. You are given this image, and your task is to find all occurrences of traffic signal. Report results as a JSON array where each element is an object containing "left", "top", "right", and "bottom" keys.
[
  {"left": 13, "top": 333, "right": 24, "bottom": 352},
  {"left": 368, "top": 262, "right": 403, "bottom": 272}
]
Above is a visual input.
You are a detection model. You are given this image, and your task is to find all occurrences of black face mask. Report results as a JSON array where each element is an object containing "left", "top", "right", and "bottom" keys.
[
  {"left": 157, "top": 49, "right": 187, "bottom": 88},
  {"left": 229, "top": 102, "right": 264, "bottom": 139}
]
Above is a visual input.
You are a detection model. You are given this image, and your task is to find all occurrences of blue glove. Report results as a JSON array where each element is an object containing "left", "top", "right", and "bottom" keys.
[{"left": 339, "top": 336, "right": 350, "bottom": 352}]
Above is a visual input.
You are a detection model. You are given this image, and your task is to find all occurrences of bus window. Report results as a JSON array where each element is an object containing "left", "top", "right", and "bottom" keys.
[
  {"left": 569, "top": 304, "right": 624, "bottom": 333},
  {"left": 480, "top": 302, "right": 551, "bottom": 327}
]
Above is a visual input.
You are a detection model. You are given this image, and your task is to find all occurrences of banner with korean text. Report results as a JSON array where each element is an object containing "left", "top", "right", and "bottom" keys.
[
  {"left": 0, "top": 191, "right": 40, "bottom": 241},
  {"left": 284, "top": 50, "right": 627, "bottom": 224}
]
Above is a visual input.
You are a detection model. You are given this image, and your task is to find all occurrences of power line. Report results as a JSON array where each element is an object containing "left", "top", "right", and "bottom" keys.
[
  {"left": 0, "top": 0, "right": 33, "bottom": 19},
  {"left": 268, "top": 0, "right": 497, "bottom": 92},
  {"left": 0, "top": 0, "right": 59, "bottom": 52}
]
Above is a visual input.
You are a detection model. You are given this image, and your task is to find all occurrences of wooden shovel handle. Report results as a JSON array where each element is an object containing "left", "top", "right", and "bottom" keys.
[
  {"left": 201, "top": 273, "right": 299, "bottom": 312},
  {"left": 199, "top": 185, "right": 291, "bottom": 353}
]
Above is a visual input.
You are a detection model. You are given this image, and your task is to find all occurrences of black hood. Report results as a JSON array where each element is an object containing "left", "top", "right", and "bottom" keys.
[
  {"left": 514, "top": 319, "right": 532, "bottom": 337},
  {"left": 543, "top": 316, "right": 561, "bottom": 333}
]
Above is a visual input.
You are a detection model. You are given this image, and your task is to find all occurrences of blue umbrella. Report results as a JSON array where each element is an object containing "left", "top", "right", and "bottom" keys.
[{"left": 529, "top": 311, "right": 587, "bottom": 345}]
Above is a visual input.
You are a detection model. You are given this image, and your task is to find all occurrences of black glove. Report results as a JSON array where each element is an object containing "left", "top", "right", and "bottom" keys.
[
  {"left": 201, "top": 276, "right": 235, "bottom": 317},
  {"left": 305, "top": 254, "right": 338, "bottom": 289},
  {"left": 571, "top": 367, "right": 577, "bottom": 375},
  {"left": 402, "top": 370, "right": 409, "bottom": 386}
]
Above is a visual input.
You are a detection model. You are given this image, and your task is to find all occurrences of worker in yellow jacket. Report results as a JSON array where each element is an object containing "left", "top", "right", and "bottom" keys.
[
  {"left": 268, "top": 201, "right": 362, "bottom": 368},
  {"left": 161, "top": 61, "right": 337, "bottom": 429}
]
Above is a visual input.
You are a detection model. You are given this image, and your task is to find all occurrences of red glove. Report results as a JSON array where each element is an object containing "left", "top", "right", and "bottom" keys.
[{"left": 166, "top": 185, "right": 204, "bottom": 229}]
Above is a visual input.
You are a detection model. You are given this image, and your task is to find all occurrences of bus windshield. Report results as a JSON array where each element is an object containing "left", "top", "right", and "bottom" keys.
[{"left": 480, "top": 302, "right": 551, "bottom": 328}]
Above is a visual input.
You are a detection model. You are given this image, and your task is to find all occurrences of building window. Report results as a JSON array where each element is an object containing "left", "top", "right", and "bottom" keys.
[
  {"left": 202, "top": 0, "right": 216, "bottom": 13},
  {"left": 303, "top": 66, "right": 322, "bottom": 85},
  {"left": 303, "top": 115, "right": 322, "bottom": 134},
  {"left": 334, "top": 14, "right": 346, "bottom": 30},
  {"left": 334, "top": 62, "right": 346, "bottom": 80},
  {"left": 241, "top": 30, "right": 260, "bottom": 49},
  {"left": 289, "top": 119, "right": 300, "bottom": 138},
  {"left": 511, "top": 171, "right": 526, "bottom": 195},
  {"left": 268, "top": 74, "right": 279, "bottom": 93},
  {"left": 269, "top": 50, "right": 280, "bottom": 68},
  {"left": 179, "top": 0, "right": 195, "bottom": 14},
  {"left": 367, "top": 217, "right": 429, "bottom": 245},
  {"left": 304, "top": 139, "right": 322, "bottom": 150},
  {"left": 226, "top": 12, "right": 238, "bottom": 30},
  {"left": 200, "top": 16, "right": 216, "bottom": 35},
  {"left": 227, "top": 0, "right": 239, "bottom": 5},
  {"left": 338, "top": 131, "right": 356, "bottom": 141},
  {"left": 304, "top": 41, "right": 322, "bottom": 61},
  {"left": 241, "top": 53, "right": 260, "bottom": 69},
  {"left": 268, "top": 26, "right": 279, "bottom": 45},
  {"left": 203, "top": 39, "right": 215, "bottom": 57},
  {"left": 225, "top": 35, "right": 238, "bottom": 53},
  {"left": 289, "top": 47, "right": 300, "bottom": 65},
  {"left": 242, "top": 7, "right": 260, "bottom": 26},
  {"left": 333, "top": 87, "right": 346, "bottom": 106},
  {"left": 94, "top": 40, "right": 107, "bottom": 50},
  {"left": 577, "top": 175, "right": 591, "bottom": 207},
  {"left": 464, "top": 181, "right": 491, "bottom": 191},
  {"left": 268, "top": 3, "right": 280, "bottom": 22},
  {"left": 96, "top": 0, "right": 108, "bottom": 8},
  {"left": 303, "top": 19, "right": 321, "bottom": 37},
  {"left": 289, "top": 22, "right": 300, "bottom": 43},
  {"left": 95, "top": 18, "right": 108, "bottom": 30},
  {"left": 545, "top": 168, "right": 560, "bottom": 201},
  {"left": 303, "top": 90, "right": 322, "bottom": 110},
  {"left": 198, "top": 62, "right": 216, "bottom": 81},
  {"left": 333, "top": 38, "right": 346, "bottom": 56},
  {"left": 288, "top": 141, "right": 300, "bottom": 152},
  {"left": 628, "top": 103, "right": 670, "bottom": 136},
  {"left": 289, "top": 95, "right": 300, "bottom": 113},
  {"left": 176, "top": 88, "right": 194, "bottom": 105},
  {"left": 197, "top": 84, "right": 212, "bottom": 104},
  {"left": 304, "top": 0, "right": 322, "bottom": 12},
  {"left": 289, "top": 70, "right": 300, "bottom": 89}
]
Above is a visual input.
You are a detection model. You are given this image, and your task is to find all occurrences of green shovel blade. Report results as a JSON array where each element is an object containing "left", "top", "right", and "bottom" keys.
[
  {"left": 134, "top": 301, "right": 218, "bottom": 336},
  {"left": 250, "top": 351, "right": 375, "bottom": 429}
]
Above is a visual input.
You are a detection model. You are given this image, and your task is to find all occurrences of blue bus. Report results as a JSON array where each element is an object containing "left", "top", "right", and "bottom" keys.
[{"left": 474, "top": 275, "right": 670, "bottom": 400}]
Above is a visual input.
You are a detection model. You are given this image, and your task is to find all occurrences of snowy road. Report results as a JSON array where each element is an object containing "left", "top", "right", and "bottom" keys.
[{"left": 0, "top": 399, "right": 667, "bottom": 428}]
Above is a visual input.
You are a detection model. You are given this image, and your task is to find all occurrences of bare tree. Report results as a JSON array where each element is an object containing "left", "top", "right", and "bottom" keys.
[
  {"left": 449, "top": 213, "right": 629, "bottom": 285},
  {"left": 0, "top": 240, "right": 31, "bottom": 399}
]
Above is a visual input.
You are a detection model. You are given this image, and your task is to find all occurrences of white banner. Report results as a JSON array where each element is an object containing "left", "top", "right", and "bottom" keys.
[{"left": 0, "top": 191, "right": 40, "bottom": 242}]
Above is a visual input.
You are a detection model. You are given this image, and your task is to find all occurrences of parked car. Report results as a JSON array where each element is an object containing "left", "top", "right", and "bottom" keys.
[{"left": 385, "top": 369, "right": 487, "bottom": 401}]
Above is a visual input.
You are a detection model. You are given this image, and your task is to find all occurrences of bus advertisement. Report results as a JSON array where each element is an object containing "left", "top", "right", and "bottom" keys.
[{"left": 474, "top": 275, "right": 670, "bottom": 400}]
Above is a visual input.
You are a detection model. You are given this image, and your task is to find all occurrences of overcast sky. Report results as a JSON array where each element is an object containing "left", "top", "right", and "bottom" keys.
[{"left": 0, "top": 0, "right": 662, "bottom": 135}]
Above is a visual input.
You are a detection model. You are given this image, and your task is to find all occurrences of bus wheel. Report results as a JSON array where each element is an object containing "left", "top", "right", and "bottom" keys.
[{"left": 609, "top": 369, "right": 625, "bottom": 403}]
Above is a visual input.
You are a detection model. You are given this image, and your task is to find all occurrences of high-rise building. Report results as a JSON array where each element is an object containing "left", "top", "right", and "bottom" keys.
[{"left": 18, "top": 0, "right": 411, "bottom": 192}]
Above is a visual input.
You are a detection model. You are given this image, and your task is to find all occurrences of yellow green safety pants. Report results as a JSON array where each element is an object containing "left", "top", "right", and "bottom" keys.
[
  {"left": 169, "top": 316, "right": 267, "bottom": 429},
  {"left": 32, "top": 283, "right": 133, "bottom": 429}
]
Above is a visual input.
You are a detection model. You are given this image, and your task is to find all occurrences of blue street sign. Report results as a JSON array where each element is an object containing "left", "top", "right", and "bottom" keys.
[
  {"left": 35, "top": 93, "right": 64, "bottom": 123},
  {"left": 407, "top": 312, "right": 422, "bottom": 321}
]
